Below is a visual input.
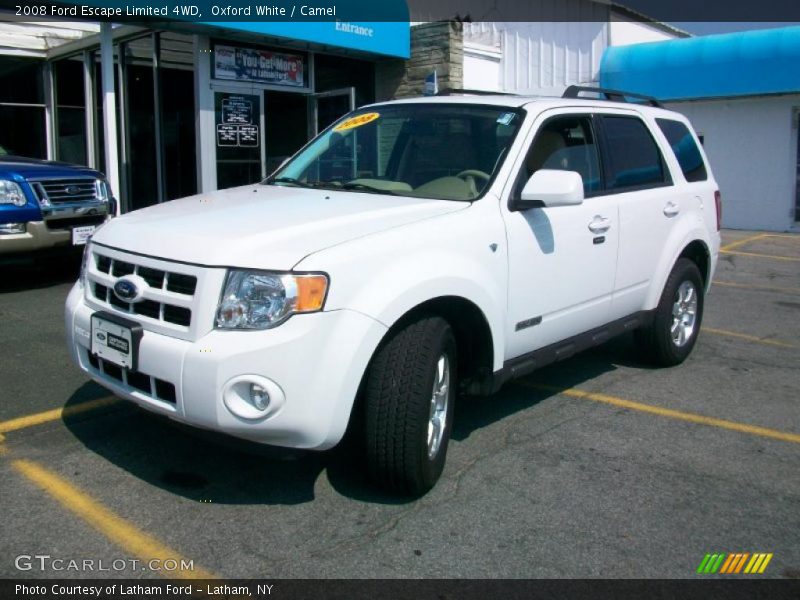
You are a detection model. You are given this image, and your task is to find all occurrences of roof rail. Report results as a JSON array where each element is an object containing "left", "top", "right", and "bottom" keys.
[
  {"left": 436, "top": 88, "right": 519, "bottom": 97},
  {"left": 562, "top": 85, "right": 663, "bottom": 108}
]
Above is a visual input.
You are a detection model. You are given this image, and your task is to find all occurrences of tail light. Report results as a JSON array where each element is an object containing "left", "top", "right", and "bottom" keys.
[{"left": 714, "top": 190, "right": 722, "bottom": 231}]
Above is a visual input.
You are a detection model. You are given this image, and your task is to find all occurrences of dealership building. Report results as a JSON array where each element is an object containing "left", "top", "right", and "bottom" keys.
[
  {"left": 6, "top": 2, "right": 795, "bottom": 232},
  {"left": 0, "top": 16, "right": 410, "bottom": 212},
  {"left": 0, "top": 0, "right": 691, "bottom": 215}
]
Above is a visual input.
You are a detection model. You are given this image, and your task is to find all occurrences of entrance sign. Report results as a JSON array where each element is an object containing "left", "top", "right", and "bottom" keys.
[{"left": 214, "top": 45, "right": 305, "bottom": 87}]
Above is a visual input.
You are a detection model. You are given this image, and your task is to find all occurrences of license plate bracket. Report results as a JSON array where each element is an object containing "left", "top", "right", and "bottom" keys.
[
  {"left": 72, "top": 225, "right": 96, "bottom": 245},
  {"left": 90, "top": 311, "right": 143, "bottom": 371}
]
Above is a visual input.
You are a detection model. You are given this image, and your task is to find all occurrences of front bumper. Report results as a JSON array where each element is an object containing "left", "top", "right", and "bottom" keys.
[
  {"left": 65, "top": 283, "right": 387, "bottom": 450},
  {"left": 0, "top": 219, "right": 107, "bottom": 255}
]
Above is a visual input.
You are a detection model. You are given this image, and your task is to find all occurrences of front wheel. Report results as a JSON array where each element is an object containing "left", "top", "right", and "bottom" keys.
[
  {"left": 364, "top": 316, "right": 456, "bottom": 496},
  {"left": 635, "top": 258, "right": 705, "bottom": 366}
]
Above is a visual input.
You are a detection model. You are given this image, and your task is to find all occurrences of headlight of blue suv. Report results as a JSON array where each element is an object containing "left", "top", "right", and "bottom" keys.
[
  {"left": 0, "top": 180, "right": 27, "bottom": 206},
  {"left": 216, "top": 270, "right": 329, "bottom": 330}
]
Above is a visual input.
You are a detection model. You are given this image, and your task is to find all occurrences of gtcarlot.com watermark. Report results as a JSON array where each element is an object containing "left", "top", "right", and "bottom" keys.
[{"left": 14, "top": 554, "right": 194, "bottom": 573}]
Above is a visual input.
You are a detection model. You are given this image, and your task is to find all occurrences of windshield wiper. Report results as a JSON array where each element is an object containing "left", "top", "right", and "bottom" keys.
[{"left": 341, "top": 182, "right": 399, "bottom": 195}]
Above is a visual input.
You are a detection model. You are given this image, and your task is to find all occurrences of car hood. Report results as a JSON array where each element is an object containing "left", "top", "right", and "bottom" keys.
[{"left": 92, "top": 184, "right": 467, "bottom": 270}]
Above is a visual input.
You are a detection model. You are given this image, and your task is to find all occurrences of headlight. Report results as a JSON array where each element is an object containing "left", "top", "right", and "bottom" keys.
[
  {"left": 0, "top": 180, "right": 27, "bottom": 206},
  {"left": 216, "top": 270, "right": 328, "bottom": 330}
]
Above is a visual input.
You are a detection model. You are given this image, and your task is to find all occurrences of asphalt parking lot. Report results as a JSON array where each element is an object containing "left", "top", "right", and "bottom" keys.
[{"left": 0, "top": 230, "right": 798, "bottom": 580}]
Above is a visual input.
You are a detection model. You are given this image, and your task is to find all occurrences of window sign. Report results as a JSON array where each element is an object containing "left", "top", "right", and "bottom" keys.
[
  {"left": 238, "top": 125, "right": 259, "bottom": 147},
  {"left": 215, "top": 93, "right": 260, "bottom": 148},
  {"left": 221, "top": 96, "right": 253, "bottom": 124},
  {"left": 214, "top": 45, "right": 305, "bottom": 87}
]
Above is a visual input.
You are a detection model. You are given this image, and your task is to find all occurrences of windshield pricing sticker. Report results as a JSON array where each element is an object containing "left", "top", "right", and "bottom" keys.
[{"left": 334, "top": 112, "right": 380, "bottom": 132}]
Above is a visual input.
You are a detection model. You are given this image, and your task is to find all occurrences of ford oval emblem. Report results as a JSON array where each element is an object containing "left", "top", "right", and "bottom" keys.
[
  {"left": 65, "top": 185, "right": 82, "bottom": 195},
  {"left": 113, "top": 279, "right": 139, "bottom": 302}
]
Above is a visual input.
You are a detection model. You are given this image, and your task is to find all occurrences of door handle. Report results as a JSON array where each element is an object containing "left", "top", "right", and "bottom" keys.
[
  {"left": 663, "top": 201, "right": 680, "bottom": 217},
  {"left": 588, "top": 216, "right": 611, "bottom": 234}
]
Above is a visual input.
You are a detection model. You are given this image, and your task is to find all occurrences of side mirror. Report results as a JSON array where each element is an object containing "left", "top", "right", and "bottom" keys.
[{"left": 511, "top": 169, "right": 584, "bottom": 211}]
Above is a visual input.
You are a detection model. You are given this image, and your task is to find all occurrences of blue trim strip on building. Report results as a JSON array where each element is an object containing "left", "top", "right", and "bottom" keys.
[{"left": 600, "top": 25, "right": 800, "bottom": 101}]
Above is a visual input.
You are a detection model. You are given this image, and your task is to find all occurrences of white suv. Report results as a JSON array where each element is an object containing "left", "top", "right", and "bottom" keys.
[{"left": 66, "top": 87, "right": 721, "bottom": 495}]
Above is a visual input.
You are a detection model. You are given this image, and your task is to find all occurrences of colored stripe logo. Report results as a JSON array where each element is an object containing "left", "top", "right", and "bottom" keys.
[{"left": 697, "top": 553, "right": 773, "bottom": 574}]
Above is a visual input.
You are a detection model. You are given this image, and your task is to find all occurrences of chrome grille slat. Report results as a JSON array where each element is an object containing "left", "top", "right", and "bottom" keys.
[
  {"left": 32, "top": 177, "right": 100, "bottom": 205},
  {"left": 89, "top": 250, "right": 198, "bottom": 329}
]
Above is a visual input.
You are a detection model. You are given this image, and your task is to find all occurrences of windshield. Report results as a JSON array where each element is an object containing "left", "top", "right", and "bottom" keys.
[{"left": 266, "top": 103, "right": 524, "bottom": 201}]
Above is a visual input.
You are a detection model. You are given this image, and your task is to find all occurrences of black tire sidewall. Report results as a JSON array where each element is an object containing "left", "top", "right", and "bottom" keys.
[
  {"left": 653, "top": 258, "right": 705, "bottom": 364},
  {"left": 414, "top": 328, "right": 457, "bottom": 491},
  {"left": 364, "top": 316, "right": 458, "bottom": 495}
]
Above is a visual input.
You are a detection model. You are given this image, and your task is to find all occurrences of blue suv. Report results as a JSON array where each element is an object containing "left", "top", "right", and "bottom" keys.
[{"left": 0, "top": 155, "right": 115, "bottom": 262}]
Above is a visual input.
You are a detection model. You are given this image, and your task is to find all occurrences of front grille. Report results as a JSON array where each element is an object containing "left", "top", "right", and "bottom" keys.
[
  {"left": 163, "top": 305, "right": 191, "bottom": 326},
  {"left": 45, "top": 215, "right": 106, "bottom": 231},
  {"left": 87, "top": 351, "right": 176, "bottom": 404},
  {"left": 97, "top": 255, "right": 197, "bottom": 295},
  {"left": 166, "top": 273, "right": 197, "bottom": 295},
  {"left": 33, "top": 178, "right": 100, "bottom": 204},
  {"left": 91, "top": 251, "right": 197, "bottom": 328}
]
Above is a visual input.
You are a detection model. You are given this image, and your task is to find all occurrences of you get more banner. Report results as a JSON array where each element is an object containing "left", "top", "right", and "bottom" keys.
[{"left": 213, "top": 45, "right": 305, "bottom": 87}]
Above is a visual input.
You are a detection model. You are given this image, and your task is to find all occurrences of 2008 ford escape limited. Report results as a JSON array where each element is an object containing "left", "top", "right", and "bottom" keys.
[{"left": 66, "top": 88, "right": 721, "bottom": 495}]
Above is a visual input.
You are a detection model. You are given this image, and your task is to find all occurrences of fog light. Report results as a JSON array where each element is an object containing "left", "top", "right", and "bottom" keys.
[
  {"left": 222, "top": 376, "right": 285, "bottom": 421},
  {"left": 0, "top": 222, "right": 25, "bottom": 235},
  {"left": 250, "top": 383, "right": 270, "bottom": 411}
]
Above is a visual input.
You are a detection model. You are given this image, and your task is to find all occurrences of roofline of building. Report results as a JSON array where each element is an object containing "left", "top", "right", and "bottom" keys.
[{"left": 607, "top": 2, "right": 692, "bottom": 38}]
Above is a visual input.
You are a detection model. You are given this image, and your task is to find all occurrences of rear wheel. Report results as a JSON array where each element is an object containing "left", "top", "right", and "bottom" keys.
[
  {"left": 364, "top": 316, "right": 456, "bottom": 496},
  {"left": 636, "top": 258, "right": 704, "bottom": 366}
]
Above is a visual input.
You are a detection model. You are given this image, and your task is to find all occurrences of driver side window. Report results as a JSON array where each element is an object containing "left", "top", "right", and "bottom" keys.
[{"left": 518, "top": 115, "right": 602, "bottom": 197}]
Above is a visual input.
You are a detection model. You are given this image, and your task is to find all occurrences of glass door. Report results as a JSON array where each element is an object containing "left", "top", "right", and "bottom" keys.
[
  {"left": 308, "top": 87, "right": 356, "bottom": 136},
  {"left": 213, "top": 89, "right": 265, "bottom": 189}
]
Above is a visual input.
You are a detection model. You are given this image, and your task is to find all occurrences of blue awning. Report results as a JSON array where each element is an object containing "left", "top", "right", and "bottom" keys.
[
  {"left": 206, "top": 21, "right": 410, "bottom": 59},
  {"left": 600, "top": 25, "right": 800, "bottom": 101}
]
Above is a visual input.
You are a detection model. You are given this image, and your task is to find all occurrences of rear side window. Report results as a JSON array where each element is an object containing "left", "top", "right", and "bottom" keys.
[
  {"left": 600, "top": 116, "right": 669, "bottom": 192},
  {"left": 656, "top": 118, "right": 708, "bottom": 182}
]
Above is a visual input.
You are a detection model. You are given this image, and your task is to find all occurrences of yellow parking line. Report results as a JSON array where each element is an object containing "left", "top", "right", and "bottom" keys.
[
  {"left": 762, "top": 234, "right": 800, "bottom": 241},
  {"left": 713, "top": 280, "right": 800, "bottom": 295},
  {"left": 12, "top": 459, "right": 217, "bottom": 580},
  {"left": 0, "top": 397, "right": 119, "bottom": 435},
  {"left": 702, "top": 327, "right": 795, "bottom": 348},
  {"left": 720, "top": 233, "right": 768, "bottom": 252},
  {"left": 517, "top": 382, "right": 800, "bottom": 444},
  {"left": 720, "top": 249, "right": 800, "bottom": 262}
]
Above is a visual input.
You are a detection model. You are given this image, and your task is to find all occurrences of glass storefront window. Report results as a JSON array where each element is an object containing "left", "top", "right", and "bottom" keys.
[
  {"left": 0, "top": 105, "right": 46, "bottom": 159},
  {"left": 0, "top": 57, "right": 46, "bottom": 159},
  {"left": 214, "top": 91, "right": 262, "bottom": 189},
  {"left": 160, "top": 32, "right": 197, "bottom": 200},
  {"left": 55, "top": 58, "right": 87, "bottom": 166},
  {"left": 0, "top": 57, "right": 44, "bottom": 104}
]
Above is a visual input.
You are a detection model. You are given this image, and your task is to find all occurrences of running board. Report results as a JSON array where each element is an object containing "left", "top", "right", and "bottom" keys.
[{"left": 488, "top": 311, "right": 653, "bottom": 393}]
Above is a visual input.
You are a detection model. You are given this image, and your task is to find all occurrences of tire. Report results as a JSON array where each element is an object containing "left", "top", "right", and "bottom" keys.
[
  {"left": 636, "top": 258, "right": 705, "bottom": 367},
  {"left": 364, "top": 316, "right": 456, "bottom": 496}
]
